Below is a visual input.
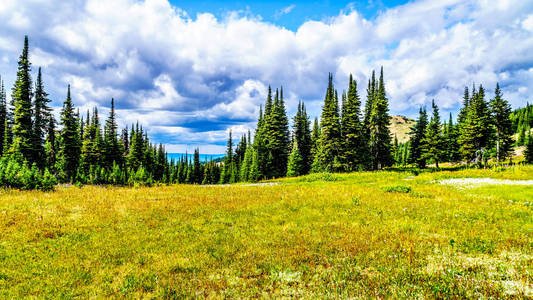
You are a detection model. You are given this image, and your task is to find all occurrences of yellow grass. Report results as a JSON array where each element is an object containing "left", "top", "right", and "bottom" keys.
[{"left": 0, "top": 166, "right": 532, "bottom": 298}]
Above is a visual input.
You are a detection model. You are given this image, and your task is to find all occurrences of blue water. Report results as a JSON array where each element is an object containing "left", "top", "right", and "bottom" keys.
[{"left": 167, "top": 153, "right": 225, "bottom": 162}]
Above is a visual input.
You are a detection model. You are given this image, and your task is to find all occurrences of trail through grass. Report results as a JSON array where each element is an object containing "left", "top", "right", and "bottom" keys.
[{"left": 0, "top": 166, "right": 532, "bottom": 298}]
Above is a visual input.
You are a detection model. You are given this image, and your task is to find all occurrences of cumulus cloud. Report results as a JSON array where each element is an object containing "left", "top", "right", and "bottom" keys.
[{"left": 0, "top": 0, "right": 532, "bottom": 152}]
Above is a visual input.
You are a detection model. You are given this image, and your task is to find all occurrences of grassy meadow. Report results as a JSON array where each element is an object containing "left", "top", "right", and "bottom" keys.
[{"left": 0, "top": 166, "right": 532, "bottom": 298}]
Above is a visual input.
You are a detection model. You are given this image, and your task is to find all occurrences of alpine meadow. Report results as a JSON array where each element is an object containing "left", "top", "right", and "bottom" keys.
[{"left": 0, "top": 0, "right": 532, "bottom": 298}]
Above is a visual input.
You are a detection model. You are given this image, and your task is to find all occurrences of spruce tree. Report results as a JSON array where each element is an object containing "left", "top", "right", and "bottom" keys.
[
  {"left": 444, "top": 113, "right": 460, "bottom": 163},
  {"left": 310, "top": 117, "right": 320, "bottom": 172},
  {"left": 2, "top": 120, "right": 10, "bottom": 157},
  {"left": 240, "top": 144, "right": 253, "bottom": 182},
  {"left": 316, "top": 73, "right": 341, "bottom": 172},
  {"left": 489, "top": 83, "right": 513, "bottom": 164},
  {"left": 0, "top": 78, "right": 6, "bottom": 155},
  {"left": 221, "top": 130, "right": 233, "bottom": 183},
  {"left": 292, "top": 101, "right": 312, "bottom": 174},
  {"left": 58, "top": 85, "right": 81, "bottom": 181},
  {"left": 263, "top": 88, "right": 290, "bottom": 178},
  {"left": 44, "top": 117, "right": 56, "bottom": 173},
  {"left": 32, "top": 67, "right": 52, "bottom": 168},
  {"left": 368, "top": 67, "right": 393, "bottom": 170},
  {"left": 458, "top": 85, "right": 492, "bottom": 165},
  {"left": 287, "top": 139, "right": 304, "bottom": 177},
  {"left": 340, "top": 75, "right": 367, "bottom": 171},
  {"left": 103, "top": 98, "right": 123, "bottom": 168},
  {"left": 422, "top": 100, "right": 444, "bottom": 168},
  {"left": 409, "top": 107, "right": 428, "bottom": 168},
  {"left": 192, "top": 148, "right": 202, "bottom": 184},
  {"left": 11, "top": 36, "right": 34, "bottom": 162},
  {"left": 524, "top": 132, "right": 533, "bottom": 164}
]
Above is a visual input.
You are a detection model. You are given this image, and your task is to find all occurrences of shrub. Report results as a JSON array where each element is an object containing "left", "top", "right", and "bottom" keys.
[{"left": 383, "top": 185, "right": 412, "bottom": 193}]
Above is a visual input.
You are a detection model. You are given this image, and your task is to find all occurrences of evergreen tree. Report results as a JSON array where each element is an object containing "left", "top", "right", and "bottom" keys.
[
  {"left": 368, "top": 67, "right": 393, "bottom": 170},
  {"left": 409, "top": 107, "right": 428, "bottom": 168},
  {"left": 191, "top": 148, "right": 202, "bottom": 184},
  {"left": 340, "top": 75, "right": 368, "bottom": 171},
  {"left": 221, "top": 130, "right": 233, "bottom": 183},
  {"left": 2, "top": 120, "right": 10, "bottom": 157},
  {"left": 422, "top": 100, "right": 444, "bottom": 168},
  {"left": 444, "top": 113, "right": 460, "bottom": 163},
  {"left": 458, "top": 85, "right": 492, "bottom": 165},
  {"left": 524, "top": 132, "right": 533, "bottom": 164},
  {"left": 310, "top": 117, "right": 321, "bottom": 172},
  {"left": 457, "top": 86, "right": 470, "bottom": 125},
  {"left": 315, "top": 73, "right": 341, "bottom": 172},
  {"left": 32, "top": 67, "right": 52, "bottom": 168},
  {"left": 103, "top": 98, "right": 123, "bottom": 168},
  {"left": 0, "top": 78, "right": 6, "bottom": 155},
  {"left": 58, "top": 85, "right": 81, "bottom": 181},
  {"left": 292, "top": 101, "right": 312, "bottom": 174},
  {"left": 11, "top": 36, "right": 34, "bottom": 162},
  {"left": 287, "top": 139, "right": 304, "bottom": 177},
  {"left": 489, "top": 83, "right": 513, "bottom": 164},
  {"left": 240, "top": 143, "right": 253, "bottom": 182},
  {"left": 44, "top": 117, "right": 56, "bottom": 173},
  {"left": 263, "top": 88, "right": 290, "bottom": 178},
  {"left": 127, "top": 123, "right": 144, "bottom": 171}
]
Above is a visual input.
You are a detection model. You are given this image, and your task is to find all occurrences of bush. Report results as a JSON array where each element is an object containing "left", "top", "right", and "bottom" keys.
[
  {"left": 383, "top": 185, "right": 412, "bottom": 193},
  {"left": 0, "top": 157, "right": 57, "bottom": 191}
]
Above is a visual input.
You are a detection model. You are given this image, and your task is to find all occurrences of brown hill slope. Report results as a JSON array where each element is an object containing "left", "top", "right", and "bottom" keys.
[{"left": 389, "top": 115, "right": 415, "bottom": 143}]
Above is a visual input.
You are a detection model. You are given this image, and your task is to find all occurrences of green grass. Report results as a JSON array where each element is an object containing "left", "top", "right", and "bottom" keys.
[{"left": 0, "top": 166, "right": 532, "bottom": 298}]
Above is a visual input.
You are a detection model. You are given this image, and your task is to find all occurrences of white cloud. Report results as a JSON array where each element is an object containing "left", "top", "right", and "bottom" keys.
[
  {"left": 275, "top": 4, "right": 296, "bottom": 19},
  {"left": 0, "top": 0, "right": 532, "bottom": 152}
]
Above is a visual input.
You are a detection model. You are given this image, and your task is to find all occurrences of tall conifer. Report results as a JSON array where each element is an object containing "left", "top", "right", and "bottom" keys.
[{"left": 11, "top": 36, "right": 34, "bottom": 161}]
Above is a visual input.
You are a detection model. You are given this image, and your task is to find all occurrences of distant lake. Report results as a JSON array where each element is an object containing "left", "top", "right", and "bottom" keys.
[{"left": 167, "top": 153, "right": 225, "bottom": 162}]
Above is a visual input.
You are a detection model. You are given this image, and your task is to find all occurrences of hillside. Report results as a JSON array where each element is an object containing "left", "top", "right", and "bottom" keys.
[{"left": 389, "top": 115, "right": 415, "bottom": 143}]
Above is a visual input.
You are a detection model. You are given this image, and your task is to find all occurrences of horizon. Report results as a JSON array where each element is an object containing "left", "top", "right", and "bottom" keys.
[{"left": 1, "top": 0, "right": 532, "bottom": 153}]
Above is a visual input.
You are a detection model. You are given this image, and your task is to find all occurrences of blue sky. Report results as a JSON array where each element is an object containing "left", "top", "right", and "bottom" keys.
[
  {"left": 0, "top": 0, "right": 532, "bottom": 153},
  {"left": 170, "top": 0, "right": 409, "bottom": 30}
]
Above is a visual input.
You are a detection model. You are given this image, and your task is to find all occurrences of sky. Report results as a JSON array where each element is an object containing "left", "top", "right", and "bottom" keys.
[{"left": 0, "top": 0, "right": 532, "bottom": 154}]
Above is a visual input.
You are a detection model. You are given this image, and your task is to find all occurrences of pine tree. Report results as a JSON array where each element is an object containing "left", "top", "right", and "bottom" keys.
[
  {"left": 315, "top": 73, "right": 341, "bottom": 172},
  {"left": 240, "top": 143, "right": 253, "bottom": 182},
  {"left": 457, "top": 86, "right": 469, "bottom": 125},
  {"left": 263, "top": 88, "right": 290, "bottom": 178},
  {"left": 221, "top": 130, "right": 233, "bottom": 183},
  {"left": 44, "top": 117, "right": 56, "bottom": 173},
  {"left": 127, "top": 123, "right": 144, "bottom": 171},
  {"left": 0, "top": 78, "right": 6, "bottom": 155},
  {"left": 458, "top": 85, "right": 492, "bottom": 165},
  {"left": 368, "top": 67, "right": 393, "bottom": 170},
  {"left": 340, "top": 74, "right": 368, "bottom": 171},
  {"left": 489, "top": 83, "right": 513, "bottom": 164},
  {"left": 103, "top": 98, "right": 123, "bottom": 168},
  {"left": 524, "top": 132, "right": 533, "bottom": 164},
  {"left": 58, "top": 85, "right": 81, "bottom": 181},
  {"left": 310, "top": 117, "right": 321, "bottom": 172},
  {"left": 11, "top": 36, "right": 34, "bottom": 162},
  {"left": 287, "top": 139, "right": 304, "bottom": 177},
  {"left": 32, "top": 67, "right": 52, "bottom": 168},
  {"left": 409, "top": 107, "right": 428, "bottom": 168},
  {"left": 422, "top": 100, "right": 444, "bottom": 168},
  {"left": 2, "top": 120, "right": 10, "bottom": 157},
  {"left": 444, "top": 113, "right": 460, "bottom": 163},
  {"left": 292, "top": 101, "right": 312, "bottom": 174}
]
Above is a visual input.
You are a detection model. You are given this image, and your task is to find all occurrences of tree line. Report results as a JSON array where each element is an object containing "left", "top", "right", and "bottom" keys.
[
  {"left": 1, "top": 36, "right": 532, "bottom": 190},
  {"left": 222, "top": 71, "right": 532, "bottom": 183},
  {"left": 0, "top": 36, "right": 228, "bottom": 190},
  {"left": 222, "top": 68, "right": 395, "bottom": 183}
]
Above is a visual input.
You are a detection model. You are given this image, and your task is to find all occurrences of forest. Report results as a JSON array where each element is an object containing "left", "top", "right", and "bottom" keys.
[{"left": 0, "top": 36, "right": 532, "bottom": 190}]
